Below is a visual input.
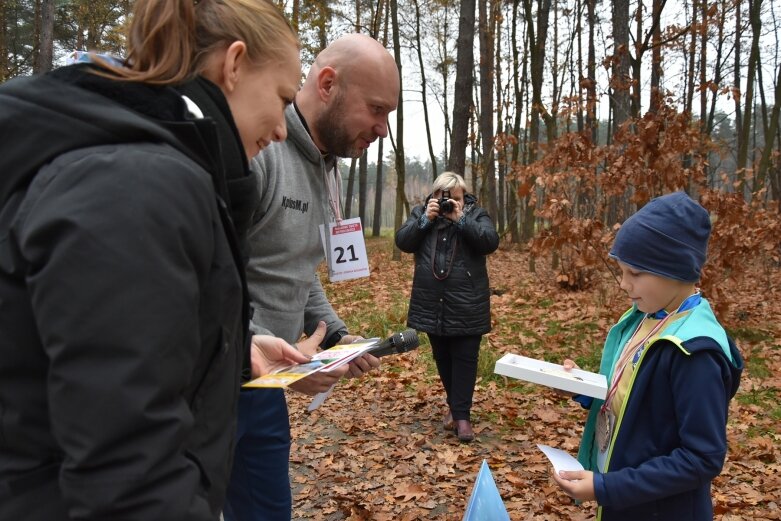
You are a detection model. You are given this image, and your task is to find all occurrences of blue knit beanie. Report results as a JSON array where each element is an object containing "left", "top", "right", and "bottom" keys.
[{"left": 609, "top": 192, "right": 711, "bottom": 282}]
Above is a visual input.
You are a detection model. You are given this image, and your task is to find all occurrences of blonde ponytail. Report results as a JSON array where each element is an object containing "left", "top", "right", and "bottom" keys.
[{"left": 98, "top": 0, "right": 298, "bottom": 85}]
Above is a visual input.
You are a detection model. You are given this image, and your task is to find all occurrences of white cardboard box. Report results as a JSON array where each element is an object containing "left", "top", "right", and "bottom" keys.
[{"left": 494, "top": 353, "right": 608, "bottom": 400}]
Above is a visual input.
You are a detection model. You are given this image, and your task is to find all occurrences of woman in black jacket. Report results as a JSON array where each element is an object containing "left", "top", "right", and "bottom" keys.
[
  {"left": 0, "top": 1, "right": 307, "bottom": 519},
  {"left": 395, "top": 172, "right": 499, "bottom": 442}
]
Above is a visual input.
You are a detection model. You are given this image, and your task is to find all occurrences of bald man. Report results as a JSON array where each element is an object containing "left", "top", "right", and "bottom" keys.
[{"left": 223, "top": 34, "right": 400, "bottom": 521}]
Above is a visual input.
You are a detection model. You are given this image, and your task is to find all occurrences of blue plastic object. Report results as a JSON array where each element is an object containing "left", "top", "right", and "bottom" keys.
[{"left": 462, "top": 460, "right": 510, "bottom": 521}]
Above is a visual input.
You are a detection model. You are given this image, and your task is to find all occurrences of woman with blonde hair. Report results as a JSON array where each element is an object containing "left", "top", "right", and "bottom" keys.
[
  {"left": 0, "top": 1, "right": 305, "bottom": 519},
  {"left": 395, "top": 172, "right": 499, "bottom": 442}
]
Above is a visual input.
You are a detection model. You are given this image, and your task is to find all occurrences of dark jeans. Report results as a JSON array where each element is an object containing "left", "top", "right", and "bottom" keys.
[
  {"left": 428, "top": 333, "right": 481, "bottom": 421},
  {"left": 224, "top": 389, "right": 291, "bottom": 521}
]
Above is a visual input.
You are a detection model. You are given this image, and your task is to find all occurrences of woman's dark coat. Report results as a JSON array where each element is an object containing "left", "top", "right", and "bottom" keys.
[
  {"left": 395, "top": 194, "right": 499, "bottom": 336},
  {"left": 0, "top": 65, "right": 252, "bottom": 521}
]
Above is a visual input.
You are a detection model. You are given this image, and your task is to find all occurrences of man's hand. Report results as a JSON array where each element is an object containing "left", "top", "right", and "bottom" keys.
[
  {"left": 250, "top": 335, "right": 311, "bottom": 379},
  {"left": 336, "top": 334, "right": 380, "bottom": 378},
  {"left": 288, "top": 322, "right": 347, "bottom": 395},
  {"left": 289, "top": 365, "right": 349, "bottom": 395},
  {"left": 552, "top": 469, "right": 596, "bottom": 502},
  {"left": 345, "top": 353, "right": 380, "bottom": 378},
  {"left": 295, "top": 321, "right": 328, "bottom": 357}
]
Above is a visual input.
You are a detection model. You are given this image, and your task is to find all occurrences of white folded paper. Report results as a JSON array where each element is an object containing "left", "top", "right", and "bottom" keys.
[{"left": 537, "top": 444, "right": 584, "bottom": 474}]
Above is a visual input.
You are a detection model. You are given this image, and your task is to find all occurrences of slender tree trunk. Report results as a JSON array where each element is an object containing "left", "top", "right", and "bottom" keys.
[
  {"left": 631, "top": 1, "right": 643, "bottom": 118},
  {"left": 734, "top": 0, "right": 743, "bottom": 165},
  {"left": 372, "top": 0, "right": 386, "bottom": 37},
  {"left": 292, "top": 0, "right": 300, "bottom": 32},
  {"left": 756, "top": 63, "right": 781, "bottom": 192},
  {"left": 706, "top": 0, "right": 727, "bottom": 133},
  {"left": 685, "top": 0, "right": 698, "bottom": 116},
  {"left": 608, "top": 0, "right": 631, "bottom": 225},
  {"left": 699, "top": 0, "right": 708, "bottom": 134},
  {"left": 391, "top": 0, "right": 406, "bottom": 260},
  {"left": 359, "top": 152, "right": 368, "bottom": 224},
  {"left": 586, "top": 0, "right": 597, "bottom": 142},
  {"left": 345, "top": 158, "right": 357, "bottom": 218},
  {"left": 413, "top": 0, "right": 438, "bottom": 180},
  {"left": 496, "top": 3, "right": 506, "bottom": 233},
  {"left": 737, "top": 0, "right": 762, "bottom": 194},
  {"left": 373, "top": 139, "right": 384, "bottom": 236},
  {"left": 611, "top": 0, "right": 631, "bottom": 135},
  {"left": 33, "top": 0, "right": 41, "bottom": 67},
  {"left": 508, "top": 0, "right": 522, "bottom": 243},
  {"left": 522, "top": 0, "right": 552, "bottom": 241},
  {"left": 478, "top": 0, "right": 497, "bottom": 218},
  {"left": 372, "top": 3, "right": 390, "bottom": 236},
  {"left": 438, "top": 1, "right": 452, "bottom": 161},
  {"left": 317, "top": 2, "right": 328, "bottom": 53},
  {"left": 649, "top": 0, "right": 663, "bottom": 113},
  {"left": 0, "top": 1, "right": 8, "bottom": 82},
  {"left": 33, "top": 0, "right": 55, "bottom": 73},
  {"left": 447, "top": 0, "right": 476, "bottom": 175}
]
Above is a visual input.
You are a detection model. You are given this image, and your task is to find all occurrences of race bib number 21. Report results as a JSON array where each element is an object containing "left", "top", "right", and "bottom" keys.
[{"left": 319, "top": 217, "right": 370, "bottom": 282}]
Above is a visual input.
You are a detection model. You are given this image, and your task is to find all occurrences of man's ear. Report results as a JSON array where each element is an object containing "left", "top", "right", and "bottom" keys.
[
  {"left": 316, "top": 66, "right": 338, "bottom": 102},
  {"left": 220, "top": 40, "right": 249, "bottom": 94}
]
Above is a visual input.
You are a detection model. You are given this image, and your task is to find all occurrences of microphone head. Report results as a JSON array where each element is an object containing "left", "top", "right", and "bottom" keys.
[
  {"left": 371, "top": 329, "right": 420, "bottom": 357},
  {"left": 393, "top": 329, "right": 419, "bottom": 353}
]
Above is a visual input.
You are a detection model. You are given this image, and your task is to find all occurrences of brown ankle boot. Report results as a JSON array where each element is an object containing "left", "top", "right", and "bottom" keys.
[{"left": 455, "top": 419, "right": 474, "bottom": 442}]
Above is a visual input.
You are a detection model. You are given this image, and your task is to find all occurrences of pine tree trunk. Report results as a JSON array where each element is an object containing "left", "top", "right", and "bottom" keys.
[
  {"left": 447, "top": 0, "right": 476, "bottom": 175},
  {"left": 33, "top": 0, "right": 54, "bottom": 73},
  {"left": 390, "top": 0, "right": 406, "bottom": 261}
]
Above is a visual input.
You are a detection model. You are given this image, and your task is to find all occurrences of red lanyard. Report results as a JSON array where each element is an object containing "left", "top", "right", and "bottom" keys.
[{"left": 600, "top": 312, "right": 675, "bottom": 412}]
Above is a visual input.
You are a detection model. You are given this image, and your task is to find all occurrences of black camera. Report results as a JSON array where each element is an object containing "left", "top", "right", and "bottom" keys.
[{"left": 438, "top": 190, "right": 454, "bottom": 214}]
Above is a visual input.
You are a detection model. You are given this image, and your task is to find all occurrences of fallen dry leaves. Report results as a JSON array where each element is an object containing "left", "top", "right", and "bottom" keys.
[{"left": 287, "top": 237, "right": 781, "bottom": 520}]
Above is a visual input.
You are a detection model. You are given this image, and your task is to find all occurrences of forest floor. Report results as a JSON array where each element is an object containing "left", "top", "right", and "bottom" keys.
[{"left": 287, "top": 235, "right": 781, "bottom": 520}]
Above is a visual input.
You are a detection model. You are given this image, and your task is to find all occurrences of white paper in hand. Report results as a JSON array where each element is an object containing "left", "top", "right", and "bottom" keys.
[{"left": 537, "top": 444, "right": 584, "bottom": 474}]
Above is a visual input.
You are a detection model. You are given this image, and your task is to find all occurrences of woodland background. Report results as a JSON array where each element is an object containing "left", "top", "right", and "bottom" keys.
[{"left": 2, "top": 0, "right": 780, "bottom": 518}]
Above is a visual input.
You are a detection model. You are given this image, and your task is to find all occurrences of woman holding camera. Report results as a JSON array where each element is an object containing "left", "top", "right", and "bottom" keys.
[{"left": 395, "top": 172, "right": 499, "bottom": 442}]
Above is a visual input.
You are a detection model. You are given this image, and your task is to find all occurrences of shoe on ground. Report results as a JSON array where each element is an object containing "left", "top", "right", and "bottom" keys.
[
  {"left": 455, "top": 419, "right": 474, "bottom": 443},
  {"left": 443, "top": 410, "right": 454, "bottom": 431}
]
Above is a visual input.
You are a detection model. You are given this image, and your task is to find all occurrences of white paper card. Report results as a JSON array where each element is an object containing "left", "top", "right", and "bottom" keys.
[
  {"left": 307, "top": 384, "right": 335, "bottom": 412},
  {"left": 494, "top": 353, "right": 608, "bottom": 400},
  {"left": 537, "top": 444, "right": 584, "bottom": 474},
  {"left": 319, "top": 217, "right": 370, "bottom": 282}
]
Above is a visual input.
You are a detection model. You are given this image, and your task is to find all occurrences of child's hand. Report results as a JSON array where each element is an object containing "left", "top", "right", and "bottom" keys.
[
  {"left": 552, "top": 469, "right": 596, "bottom": 502},
  {"left": 563, "top": 359, "right": 580, "bottom": 371},
  {"left": 553, "top": 359, "right": 580, "bottom": 398}
]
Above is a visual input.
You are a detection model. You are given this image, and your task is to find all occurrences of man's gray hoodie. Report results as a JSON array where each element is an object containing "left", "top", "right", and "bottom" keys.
[{"left": 246, "top": 104, "right": 347, "bottom": 344}]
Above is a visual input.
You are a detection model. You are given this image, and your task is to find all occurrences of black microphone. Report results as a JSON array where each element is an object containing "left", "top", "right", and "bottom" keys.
[{"left": 369, "top": 329, "right": 420, "bottom": 358}]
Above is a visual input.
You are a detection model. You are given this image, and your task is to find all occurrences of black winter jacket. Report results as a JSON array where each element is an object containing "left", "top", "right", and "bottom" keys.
[
  {"left": 395, "top": 194, "right": 499, "bottom": 336},
  {"left": 0, "top": 66, "right": 250, "bottom": 520}
]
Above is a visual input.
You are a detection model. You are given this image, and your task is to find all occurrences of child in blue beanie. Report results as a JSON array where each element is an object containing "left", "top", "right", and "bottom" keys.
[{"left": 553, "top": 192, "right": 744, "bottom": 521}]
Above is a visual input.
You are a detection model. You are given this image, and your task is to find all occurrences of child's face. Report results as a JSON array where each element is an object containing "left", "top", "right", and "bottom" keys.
[{"left": 617, "top": 261, "right": 696, "bottom": 314}]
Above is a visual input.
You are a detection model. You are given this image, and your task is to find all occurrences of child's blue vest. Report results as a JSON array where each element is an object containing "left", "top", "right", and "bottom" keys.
[{"left": 577, "top": 298, "right": 732, "bottom": 472}]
